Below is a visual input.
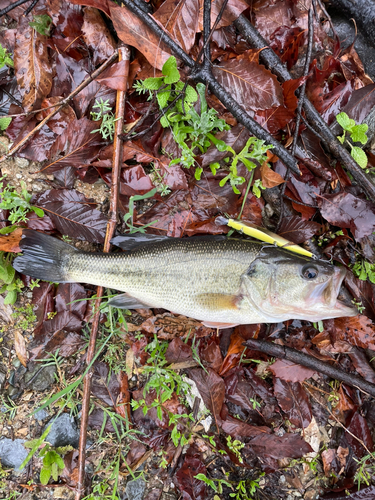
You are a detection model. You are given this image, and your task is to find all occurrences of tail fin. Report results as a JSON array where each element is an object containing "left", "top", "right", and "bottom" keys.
[{"left": 13, "top": 229, "right": 78, "bottom": 282}]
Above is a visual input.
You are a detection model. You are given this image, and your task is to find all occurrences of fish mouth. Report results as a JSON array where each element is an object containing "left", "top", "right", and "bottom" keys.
[{"left": 312, "top": 266, "right": 358, "bottom": 318}]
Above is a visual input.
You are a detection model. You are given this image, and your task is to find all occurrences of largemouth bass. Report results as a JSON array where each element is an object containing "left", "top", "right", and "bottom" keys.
[{"left": 13, "top": 230, "right": 357, "bottom": 326}]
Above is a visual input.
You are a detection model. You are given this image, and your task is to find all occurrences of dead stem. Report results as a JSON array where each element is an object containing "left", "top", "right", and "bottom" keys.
[{"left": 74, "top": 45, "right": 131, "bottom": 500}]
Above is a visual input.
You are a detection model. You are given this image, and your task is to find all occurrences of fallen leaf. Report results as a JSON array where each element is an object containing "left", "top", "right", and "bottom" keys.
[
  {"left": 249, "top": 432, "right": 313, "bottom": 459},
  {"left": 14, "top": 330, "right": 28, "bottom": 367},
  {"left": 334, "top": 315, "right": 375, "bottom": 350},
  {"left": 318, "top": 192, "right": 375, "bottom": 241},
  {"left": 110, "top": 3, "right": 171, "bottom": 70},
  {"left": 14, "top": 17, "right": 53, "bottom": 111},
  {"left": 278, "top": 216, "right": 322, "bottom": 244},
  {"left": 154, "top": 0, "right": 199, "bottom": 54},
  {"left": 32, "top": 189, "right": 108, "bottom": 243},
  {"left": 213, "top": 51, "right": 284, "bottom": 115},
  {"left": 0, "top": 228, "right": 23, "bottom": 252},
  {"left": 82, "top": 6, "right": 116, "bottom": 66},
  {"left": 260, "top": 163, "right": 285, "bottom": 188},
  {"left": 273, "top": 378, "right": 312, "bottom": 428},
  {"left": 270, "top": 358, "right": 316, "bottom": 383},
  {"left": 175, "top": 451, "right": 207, "bottom": 500},
  {"left": 188, "top": 368, "right": 225, "bottom": 429}
]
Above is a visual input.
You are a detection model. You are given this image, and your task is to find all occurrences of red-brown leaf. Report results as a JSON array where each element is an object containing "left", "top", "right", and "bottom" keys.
[
  {"left": 249, "top": 433, "right": 313, "bottom": 459},
  {"left": 14, "top": 18, "right": 53, "bottom": 111},
  {"left": 213, "top": 51, "right": 284, "bottom": 115},
  {"left": 82, "top": 7, "right": 116, "bottom": 65},
  {"left": 260, "top": 163, "right": 285, "bottom": 188},
  {"left": 188, "top": 368, "right": 225, "bottom": 429},
  {"left": 110, "top": 3, "right": 171, "bottom": 70},
  {"left": 14, "top": 330, "right": 28, "bottom": 367},
  {"left": 154, "top": 0, "right": 199, "bottom": 54},
  {"left": 270, "top": 358, "right": 316, "bottom": 383},
  {"left": 0, "top": 228, "right": 23, "bottom": 252},
  {"left": 273, "top": 378, "right": 312, "bottom": 428}
]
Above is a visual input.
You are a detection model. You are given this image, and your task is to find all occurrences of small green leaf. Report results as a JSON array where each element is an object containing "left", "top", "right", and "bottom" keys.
[
  {"left": 337, "top": 133, "right": 346, "bottom": 144},
  {"left": 142, "top": 77, "right": 164, "bottom": 90},
  {"left": 160, "top": 115, "right": 169, "bottom": 128},
  {"left": 0, "top": 116, "right": 12, "bottom": 130},
  {"left": 157, "top": 91, "right": 170, "bottom": 109},
  {"left": 29, "top": 14, "right": 52, "bottom": 36},
  {"left": 185, "top": 85, "right": 198, "bottom": 104},
  {"left": 350, "top": 123, "right": 368, "bottom": 145},
  {"left": 195, "top": 167, "right": 203, "bottom": 180},
  {"left": 351, "top": 146, "right": 368, "bottom": 168},
  {"left": 31, "top": 206, "right": 44, "bottom": 218},
  {"left": 40, "top": 466, "right": 51, "bottom": 485},
  {"left": 162, "top": 56, "right": 180, "bottom": 84},
  {"left": 336, "top": 111, "right": 355, "bottom": 132},
  {"left": 4, "top": 290, "right": 17, "bottom": 305}
]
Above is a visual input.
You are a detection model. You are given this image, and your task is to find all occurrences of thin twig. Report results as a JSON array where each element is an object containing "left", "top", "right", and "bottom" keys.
[
  {"left": 245, "top": 338, "right": 375, "bottom": 398},
  {"left": 0, "top": 51, "right": 119, "bottom": 163},
  {"left": 0, "top": 0, "right": 30, "bottom": 16},
  {"left": 24, "top": 0, "right": 39, "bottom": 16},
  {"left": 195, "top": 0, "right": 229, "bottom": 65},
  {"left": 74, "top": 45, "right": 131, "bottom": 500}
]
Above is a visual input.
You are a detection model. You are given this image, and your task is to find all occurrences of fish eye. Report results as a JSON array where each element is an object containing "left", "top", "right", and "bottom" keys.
[{"left": 301, "top": 265, "right": 318, "bottom": 280}]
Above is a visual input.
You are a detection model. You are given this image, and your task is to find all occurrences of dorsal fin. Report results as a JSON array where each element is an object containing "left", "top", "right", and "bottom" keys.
[{"left": 110, "top": 233, "right": 226, "bottom": 251}]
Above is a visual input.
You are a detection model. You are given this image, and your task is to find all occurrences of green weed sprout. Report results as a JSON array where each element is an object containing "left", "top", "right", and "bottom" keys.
[
  {"left": 0, "top": 177, "right": 44, "bottom": 225},
  {"left": 336, "top": 111, "right": 368, "bottom": 169},
  {"left": 0, "top": 252, "right": 24, "bottom": 305},
  {"left": 91, "top": 98, "right": 119, "bottom": 141},
  {"left": 29, "top": 14, "right": 52, "bottom": 36},
  {"left": 0, "top": 43, "right": 13, "bottom": 69}
]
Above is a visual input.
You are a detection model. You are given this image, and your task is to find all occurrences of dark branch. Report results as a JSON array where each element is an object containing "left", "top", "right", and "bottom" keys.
[
  {"left": 0, "top": 0, "right": 31, "bottom": 16},
  {"left": 245, "top": 338, "right": 375, "bottom": 398}
]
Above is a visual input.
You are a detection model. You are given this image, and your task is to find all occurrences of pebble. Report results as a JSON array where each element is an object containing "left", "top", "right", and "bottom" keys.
[
  {"left": 24, "top": 364, "right": 56, "bottom": 391},
  {"left": 14, "top": 157, "right": 29, "bottom": 169},
  {"left": 0, "top": 438, "right": 28, "bottom": 470},
  {"left": 34, "top": 408, "right": 49, "bottom": 422},
  {"left": 43, "top": 413, "right": 80, "bottom": 448},
  {"left": 53, "top": 486, "right": 75, "bottom": 499},
  {"left": 15, "top": 173, "right": 22, "bottom": 179},
  {"left": 125, "top": 477, "right": 146, "bottom": 500}
]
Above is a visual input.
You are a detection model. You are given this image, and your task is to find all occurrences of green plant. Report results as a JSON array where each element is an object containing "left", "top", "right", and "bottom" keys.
[
  {"left": 249, "top": 397, "right": 261, "bottom": 410},
  {"left": 12, "top": 303, "right": 36, "bottom": 330},
  {"left": 0, "top": 252, "right": 24, "bottom": 304},
  {"left": 24, "top": 438, "right": 72, "bottom": 485},
  {"left": 29, "top": 14, "right": 52, "bottom": 36},
  {"left": 123, "top": 187, "right": 158, "bottom": 233},
  {"left": 133, "top": 56, "right": 198, "bottom": 126},
  {"left": 0, "top": 116, "right": 12, "bottom": 131},
  {"left": 353, "top": 454, "right": 375, "bottom": 490},
  {"left": 226, "top": 436, "right": 245, "bottom": 464},
  {"left": 229, "top": 476, "right": 265, "bottom": 500},
  {"left": 91, "top": 98, "right": 119, "bottom": 140},
  {"left": 352, "top": 258, "right": 375, "bottom": 284},
  {"left": 209, "top": 135, "right": 273, "bottom": 195},
  {"left": 0, "top": 395, "right": 19, "bottom": 421},
  {"left": 195, "top": 473, "right": 232, "bottom": 494},
  {"left": 149, "top": 164, "right": 171, "bottom": 196},
  {"left": 0, "top": 177, "right": 44, "bottom": 224},
  {"left": 352, "top": 299, "right": 365, "bottom": 314},
  {"left": 0, "top": 43, "right": 13, "bottom": 69},
  {"left": 336, "top": 112, "right": 368, "bottom": 169}
]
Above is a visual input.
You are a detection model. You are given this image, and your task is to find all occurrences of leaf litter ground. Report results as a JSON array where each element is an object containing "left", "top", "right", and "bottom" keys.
[{"left": 1, "top": 0, "right": 375, "bottom": 499}]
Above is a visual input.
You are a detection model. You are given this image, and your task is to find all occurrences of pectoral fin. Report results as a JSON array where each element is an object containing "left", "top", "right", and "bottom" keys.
[
  {"left": 195, "top": 293, "right": 241, "bottom": 311},
  {"left": 107, "top": 294, "right": 151, "bottom": 310}
]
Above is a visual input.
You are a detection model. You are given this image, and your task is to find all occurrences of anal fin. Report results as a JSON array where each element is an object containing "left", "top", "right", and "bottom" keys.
[
  {"left": 202, "top": 321, "right": 239, "bottom": 329},
  {"left": 107, "top": 293, "right": 151, "bottom": 310}
]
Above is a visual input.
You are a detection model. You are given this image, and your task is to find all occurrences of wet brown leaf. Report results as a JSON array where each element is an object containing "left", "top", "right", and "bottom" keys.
[
  {"left": 0, "top": 228, "right": 23, "bottom": 252},
  {"left": 260, "top": 163, "right": 285, "bottom": 188},
  {"left": 249, "top": 432, "right": 313, "bottom": 459},
  {"left": 278, "top": 216, "right": 322, "bottom": 245},
  {"left": 270, "top": 359, "right": 316, "bottom": 383},
  {"left": 140, "top": 313, "right": 211, "bottom": 339},
  {"left": 110, "top": 3, "right": 171, "bottom": 70},
  {"left": 154, "top": 0, "right": 199, "bottom": 54},
  {"left": 96, "top": 60, "right": 129, "bottom": 91},
  {"left": 82, "top": 7, "right": 116, "bottom": 65},
  {"left": 188, "top": 368, "right": 225, "bottom": 429},
  {"left": 198, "top": 0, "right": 249, "bottom": 31},
  {"left": 273, "top": 378, "right": 312, "bottom": 428},
  {"left": 175, "top": 451, "right": 207, "bottom": 500},
  {"left": 14, "top": 17, "right": 53, "bottom": 111},
  {"left": 213, "top": 51, "right": 284, "bottom": 115},
  {"left": 165, "top": 337, "right": 193, "bottom": 364},
  {"left": 32, "top": 189, "right": 108, "bottom": 243},
  {"left": 334, "top": 315, "right": 375, "bottom": 350},
  {"left": 221, "top": 415, "right": 271, "bottom": 438},
  {"left": 14, "top": 330, "right": 28, "bottom": 367}
]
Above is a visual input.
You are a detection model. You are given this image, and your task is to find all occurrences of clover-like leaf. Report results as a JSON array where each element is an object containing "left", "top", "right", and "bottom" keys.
[
  {"left": 336, "top": 111, "right": 355, "bottom": 132},
  {"left": 142, "top": 77, "right": 164, "bottom": 90},
  {"left": 162, "top": 56, "right": 180, "bottom": 84},
  {"left": 351, "top": 146, "right": 368, "bottom": 169},
  {"left": 350, "top": 123, "right": 368, "bottom": 145}
]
